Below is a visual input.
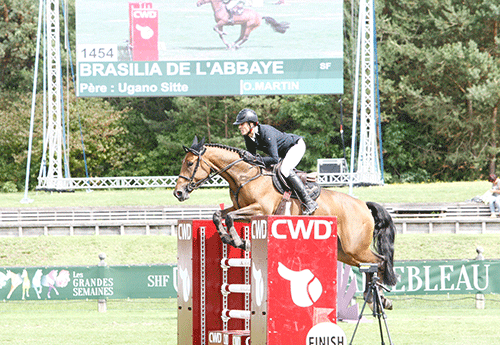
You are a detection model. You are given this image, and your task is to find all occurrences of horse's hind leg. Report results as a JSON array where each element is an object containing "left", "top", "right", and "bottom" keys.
[
  {"left": 233, "top": 25, "right": 252, "bottom": 49},
  {"left": 338, "top": 241, "right": 393, "bottom": 309}
]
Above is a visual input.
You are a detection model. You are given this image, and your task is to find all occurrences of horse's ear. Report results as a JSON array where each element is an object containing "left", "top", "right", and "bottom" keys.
[
  {"left": 191, "top": 136, "right": 199, "bottom": 148},
  {"left": 200, "top": 137, "right": 206, "bottom": 146}
]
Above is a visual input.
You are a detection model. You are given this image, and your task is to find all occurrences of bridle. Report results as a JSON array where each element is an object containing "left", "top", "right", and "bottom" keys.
[
  {"left": 178, "top": 146, "right": 244, "bottom": 193},
  {"left": 177, "top": 146, "right": 263, "bottom": 207}
]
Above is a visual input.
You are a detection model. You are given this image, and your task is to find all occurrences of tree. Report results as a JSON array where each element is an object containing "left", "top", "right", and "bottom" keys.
[
  {"left": 0, "top": 0, "right": 40, "bottom": 91},
  {"left": 377, "top": 0, "right": 500, "bottom": 181}
]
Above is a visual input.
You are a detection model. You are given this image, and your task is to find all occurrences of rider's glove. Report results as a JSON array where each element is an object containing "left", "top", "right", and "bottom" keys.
[{"left": 242, "top": 152, "right": 265, "bottom": 167}]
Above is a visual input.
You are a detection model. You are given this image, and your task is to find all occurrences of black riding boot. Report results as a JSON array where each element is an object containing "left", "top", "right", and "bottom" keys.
[
  {"left": 287, "top": 171, "right": 318, "bottom": 215},
  {"left": 228, "top": 10, "right": 235, "bottom": 24}
]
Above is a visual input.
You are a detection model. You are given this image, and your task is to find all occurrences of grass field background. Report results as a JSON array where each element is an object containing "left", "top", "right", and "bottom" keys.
[{"left": 2, "top": 181, "right": 500, "bottom": 344}]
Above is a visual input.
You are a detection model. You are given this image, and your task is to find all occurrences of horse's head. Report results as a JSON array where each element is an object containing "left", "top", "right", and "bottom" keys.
[{"left": 174, "top": 136, "right": 211, "bottom": 202}]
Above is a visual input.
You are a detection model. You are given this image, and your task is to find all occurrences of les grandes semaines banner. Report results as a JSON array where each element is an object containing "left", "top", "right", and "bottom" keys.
[
  {"left": 0, "top": 265, "right": 177, "bottom": 301},
  {"left": 1, "top": 260, "right": 498, "bottom": 301}
]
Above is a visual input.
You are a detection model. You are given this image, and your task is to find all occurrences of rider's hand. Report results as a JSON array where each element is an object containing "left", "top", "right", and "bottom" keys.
[
  {"left": 242, "top": 151, "right": 255, "bottom": 162},
  {"left": 242, "top": 152, "right": 264, "bottom": 166}
]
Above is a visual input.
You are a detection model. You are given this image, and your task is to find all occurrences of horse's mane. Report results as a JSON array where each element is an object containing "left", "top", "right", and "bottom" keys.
[{"left": 205, "top": 143, "right": 248, "bottom": 157}]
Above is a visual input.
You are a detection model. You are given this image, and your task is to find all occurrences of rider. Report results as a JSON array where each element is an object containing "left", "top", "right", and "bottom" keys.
[
  {"left": 233, "top": 108, "right": 319, "bottom": 215},
  {"left": 225, "top": 0, "right": 245, "bottom": 24}
]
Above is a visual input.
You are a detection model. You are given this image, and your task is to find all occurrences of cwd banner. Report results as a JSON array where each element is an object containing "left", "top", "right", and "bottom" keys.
[
  {"left": 350, "top": 259, "right": 500, "bottom": 296},
  {"left": 0, "top": 265, "right": 176, "bottom": 301}
]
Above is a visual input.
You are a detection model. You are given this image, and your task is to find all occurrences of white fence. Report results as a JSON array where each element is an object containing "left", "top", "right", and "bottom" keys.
[
  {"left": 2, "top": 203, "right": 499, "bottom": 237},
  {"left": 36, "top": 172, "right": 369, "bottom": 191}
]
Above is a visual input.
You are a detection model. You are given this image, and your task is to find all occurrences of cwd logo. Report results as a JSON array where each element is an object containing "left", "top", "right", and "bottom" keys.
[
  {"left": 278, "top": 262, "right": 323, "bottom": 307},
  {"left": 271, "top": 219, "right": 334, "bottom": 240},
  {"left": 178, "top": 265, "right": 191, "bottom": 303},
  {"left": 177, "top": 223, "right": 192, "bottom": 240},
  {"left": 251, "top": 219, "right": 268, "bottom": 239},
  {"left": 135, "top": 25, "right": 154, "bottom": 40},
  {"left": 252, "top": 263, "right": 265, "bottom": 306}
]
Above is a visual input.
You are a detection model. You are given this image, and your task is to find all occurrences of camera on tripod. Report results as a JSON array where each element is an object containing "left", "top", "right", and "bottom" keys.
[
  {"left": 350, "top": 262, "right": 394, "bottom": 345},
  {"left": 358, "top": 263, "right": 378, "bottom": 273}
]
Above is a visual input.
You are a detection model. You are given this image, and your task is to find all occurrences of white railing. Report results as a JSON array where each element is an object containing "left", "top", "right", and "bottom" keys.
[
  {"left": 36, "top": 175, "right": 228, "bottom": 190},
  {"left": 37, "top": 172, "right": 378, "bottom": 191},
  {"left": 0, "top": 206, "right": 219, "bottom": 223}
]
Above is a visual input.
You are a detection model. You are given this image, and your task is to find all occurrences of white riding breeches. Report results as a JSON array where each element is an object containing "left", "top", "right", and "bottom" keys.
[{"left": 280, "top": 139, "right": 306, "bottom": 178}]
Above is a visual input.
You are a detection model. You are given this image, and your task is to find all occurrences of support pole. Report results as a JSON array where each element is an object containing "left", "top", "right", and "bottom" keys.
[
  {"left": 21, "top": 0, "right": 44, "bottom": 204},
  {"left": 98, "top": 253, "right": 107, "bottom": 312}
]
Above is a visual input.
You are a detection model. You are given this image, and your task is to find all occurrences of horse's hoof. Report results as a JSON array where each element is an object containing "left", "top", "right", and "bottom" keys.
[
  {"left": 237, "top": 239, "right": 250, "bottom": 251},
  {"left": 219, "top": 233, "right": 233, "bottom": 245},
  {"left": 383, "top": 298, "right": 393, "bottom": 310}
]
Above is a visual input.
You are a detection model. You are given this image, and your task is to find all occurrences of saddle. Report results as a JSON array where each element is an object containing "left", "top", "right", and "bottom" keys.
[{"left": 271, "top": 161, "right": 321, "bottom": 215}]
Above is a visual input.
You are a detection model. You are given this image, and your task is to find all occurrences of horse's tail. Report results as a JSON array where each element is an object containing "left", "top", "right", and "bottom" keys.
[
  {"left": 262, "top": 16, "right": 290, "bottom": 34},
  {"left": 366, "top": 201, "right": 398, "bottom": 286}
]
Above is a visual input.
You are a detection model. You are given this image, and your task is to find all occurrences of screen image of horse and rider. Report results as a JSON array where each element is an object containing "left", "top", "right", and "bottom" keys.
[{"left": 76, "top": 0, "right": 343, "bottom": 61}]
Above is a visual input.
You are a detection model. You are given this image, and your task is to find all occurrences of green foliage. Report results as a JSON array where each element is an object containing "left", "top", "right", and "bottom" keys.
[
  {"left": 1, "top": 181, "right": 18, "bottom": 193},
  {"left": 0, "top": 0, "right": 39, "bottom": 91},
  {"left": 68, "top": 96, "right": 134, "bottom": 178},
  {"left": 0, "top": 89, "right": 135, "bottom": 189},
  {"left": 378, "top": 0, "right": 500, "bottom": 180}
]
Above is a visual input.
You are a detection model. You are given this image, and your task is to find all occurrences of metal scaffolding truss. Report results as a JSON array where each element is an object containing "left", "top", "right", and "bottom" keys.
[
  {"left": 349, "top": 0, "right": 383, "bottom": 189},
  {"left": 44, "top": 0, "right": 67, "bottom": 190}
]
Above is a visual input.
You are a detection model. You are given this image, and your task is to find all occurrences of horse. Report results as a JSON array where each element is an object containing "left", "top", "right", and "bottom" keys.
[
  {"left": 196, "top": 0, "right": 289, "bottom": 50},
  {"left": 32, "top": 269, "right": 43, "bottom": 299},
  {"left": 173, "top": 137, "right": 398, "bottom": 308},
  {"left": 21, "top": 269, "right": 30, "bottom": 299},
  {"left": 41, "top": 270, "right": 59, "bottom": 299},
  {"left": 5, "top": 270, "right": 23, "bottom": 299}
]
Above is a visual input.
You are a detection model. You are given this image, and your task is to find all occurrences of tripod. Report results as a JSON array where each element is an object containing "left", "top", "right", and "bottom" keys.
[{"left": 349, "top": 273, "right": 394, "bottom": 345}]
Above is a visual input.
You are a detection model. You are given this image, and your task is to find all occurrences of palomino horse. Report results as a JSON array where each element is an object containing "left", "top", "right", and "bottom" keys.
[
  {"left": 197, "top": 0, "right": 289, "bottom": 49},
  {"left": 173, "top": 137, "right": 397, "bottom": 307}
]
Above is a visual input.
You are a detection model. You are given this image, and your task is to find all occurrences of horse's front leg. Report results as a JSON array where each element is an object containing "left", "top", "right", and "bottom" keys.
[
  {"left": 225, "top": 203, "right": 265, "bottom": 251},
  {"left": 213, "top": 206, "right": 236, "bottom": 246},
  {"left": 213, "top": 23, "right": 232, "bottom": 49}
]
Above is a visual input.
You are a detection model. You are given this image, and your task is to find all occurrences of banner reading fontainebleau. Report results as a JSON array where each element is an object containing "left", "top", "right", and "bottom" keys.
[{"left": 350, "top": 259, "right": 499, "bottom": 296}]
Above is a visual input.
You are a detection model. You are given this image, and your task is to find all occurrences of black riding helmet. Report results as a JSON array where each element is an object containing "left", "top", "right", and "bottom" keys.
[{"left": 233, "top": 108, "right": 259, "bottom": 125}]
